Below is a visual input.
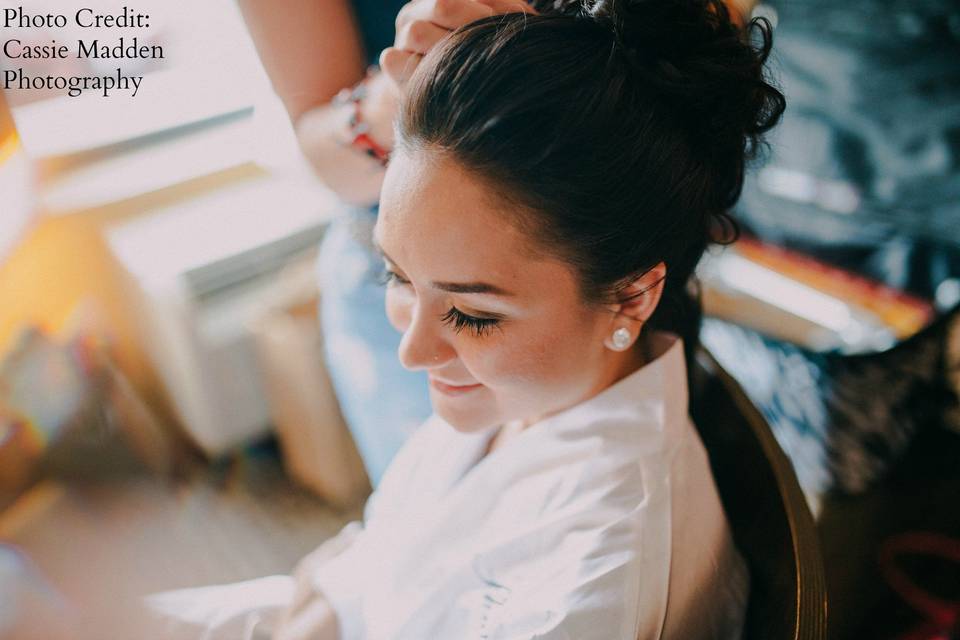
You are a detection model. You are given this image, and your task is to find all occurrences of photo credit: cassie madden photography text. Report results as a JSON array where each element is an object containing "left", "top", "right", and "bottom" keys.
[{"left": 2, "top": 5, "right": 164, "bottom": 98}]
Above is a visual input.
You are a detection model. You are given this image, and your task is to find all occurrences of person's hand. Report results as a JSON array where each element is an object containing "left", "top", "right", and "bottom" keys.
[
  {"left": 271, "top": 596, "right": 338, "bottom": 640},
  {"left": 271, "top": 564, "right": 338, "bottom": 640},
  {"left": 381, "top": 0, "right": 537, "bottom": 92},
  {"left": 270, "top": 526, "right": 361, "bottom": 640}
]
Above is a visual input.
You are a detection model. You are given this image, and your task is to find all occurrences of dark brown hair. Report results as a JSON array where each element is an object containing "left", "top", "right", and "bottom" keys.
[{"left": 397, "top": 0, "right": 785, "bottom": 353}]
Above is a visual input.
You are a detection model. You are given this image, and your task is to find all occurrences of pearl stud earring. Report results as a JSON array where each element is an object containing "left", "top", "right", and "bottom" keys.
[{"left": 611, "top": 327, "right": 632, "bottom": 351}]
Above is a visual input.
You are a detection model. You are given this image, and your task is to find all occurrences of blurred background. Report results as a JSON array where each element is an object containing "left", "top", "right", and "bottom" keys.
[
  {"left": 1, "top": 1, "right": 366, "bottom": 637},
  {"left": 1, "top": 1, "right": 958, "bottom": 639}
]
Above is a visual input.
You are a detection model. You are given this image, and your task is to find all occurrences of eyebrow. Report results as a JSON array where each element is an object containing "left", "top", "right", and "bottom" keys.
[
  {"left": 432, "top": 280, "right": 515, "bottom": 296},
  {"left": 377, "top": 245, "right": 516, "bottom": 297}
]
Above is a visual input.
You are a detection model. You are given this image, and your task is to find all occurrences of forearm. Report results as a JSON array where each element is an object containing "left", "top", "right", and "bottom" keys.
[
  {"left": 237, "top": 0, "right": 365, "bottom": 120},
  {"left": 238, "top": 0, "right": 392, "bottom": 206}
]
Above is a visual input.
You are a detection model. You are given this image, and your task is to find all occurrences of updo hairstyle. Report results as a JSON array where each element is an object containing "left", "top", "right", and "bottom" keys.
[{"left": 397, "top": 0, "right": 786, "bottom": 353}]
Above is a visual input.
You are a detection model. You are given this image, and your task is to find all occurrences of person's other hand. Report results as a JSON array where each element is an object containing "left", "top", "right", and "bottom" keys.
[
  {"left": 271, "top": 560, "right": 338, "bottom": 640},
  {"left": 381, "top": 0, "right": 537, "bottom": 91},
  {"left": 271, "top": 596, "right": 338, "bottom": 640},
  {"left": 269, "top": 526, "right": 361, "bottom": 640}
]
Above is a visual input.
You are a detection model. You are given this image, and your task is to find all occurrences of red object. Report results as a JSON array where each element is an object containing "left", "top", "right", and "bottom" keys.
[
  {"left": 735, "top": 235, "right": 935, "bottom": 337},
  {"left": 880, "top": 532, "right": 960, "bottom": 639},
  {"left": 334, "top": 67, "right": 390, "bottom": 167}
]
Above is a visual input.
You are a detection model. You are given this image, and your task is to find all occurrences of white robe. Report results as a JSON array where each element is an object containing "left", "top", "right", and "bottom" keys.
[{"left": 148, "top": 334, "right": 748, "bottom": 639}]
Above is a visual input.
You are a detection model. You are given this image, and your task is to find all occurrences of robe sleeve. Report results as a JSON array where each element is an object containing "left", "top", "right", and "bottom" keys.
[
  {"left": 309, "top": 416, "right": 443, "bottom": 639},
  {"left": 308, "top": 521, "right": 370, "bottom": 640}
]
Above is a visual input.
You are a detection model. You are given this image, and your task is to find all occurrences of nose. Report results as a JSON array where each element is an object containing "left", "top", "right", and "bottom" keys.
[{"left": 397, "top": 304, "right": 457, "bottom": 371}]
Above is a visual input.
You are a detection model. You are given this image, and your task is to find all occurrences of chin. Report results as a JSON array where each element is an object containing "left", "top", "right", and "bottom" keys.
[{"left": 432, "top": 393, "right": 499, "bottom": 433}]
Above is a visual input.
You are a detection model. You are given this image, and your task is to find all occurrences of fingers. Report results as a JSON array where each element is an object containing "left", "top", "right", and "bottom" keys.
[
  {"left": 384, "top": 0, "right": 537, "bottom": 92},
  {"left": 475, "top": 0, "right": 538, "bottom": 14},
  {"left": 395, "top": 18, "right": 450, "bottom": 54},
  {"left": 392, "top": 0, "right": 536, "bottom": 58},
  {"left": 286, "top": 588, "right": 311, "bottom": 621},
  {"left": 285, "top": 571, "right": 317, "bottom": 619},
  {"left": 380, "top": 47, "right": 423, "bottom": 90},
  {"left": 396, "top": 0, "right": 494, "bottom": 32},
  {"left": 390, "top": 0, "right": 491, "bottom": 91}
]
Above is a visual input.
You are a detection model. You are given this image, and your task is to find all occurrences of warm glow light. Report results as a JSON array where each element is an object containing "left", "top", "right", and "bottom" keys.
[
  {"left": 716, "top": 253, "right": 854, "bottom": 332},
  {"left": 0, "top": 93, "right": 35, "bottom": 261}
]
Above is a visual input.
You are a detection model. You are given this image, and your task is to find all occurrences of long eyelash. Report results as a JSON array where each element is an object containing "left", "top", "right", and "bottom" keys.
[{"left": 440, "top": 307, "right": 501, "bottom": 337}]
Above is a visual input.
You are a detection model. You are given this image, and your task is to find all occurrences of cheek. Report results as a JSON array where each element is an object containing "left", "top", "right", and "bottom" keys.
[{"left": 464, "top": 316, "right": 601, "bottom": 392}]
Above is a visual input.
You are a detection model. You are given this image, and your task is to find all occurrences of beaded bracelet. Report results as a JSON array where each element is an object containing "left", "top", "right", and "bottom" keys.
[{"left": 334, "top": 67, "right": 391, "bottom": 167}]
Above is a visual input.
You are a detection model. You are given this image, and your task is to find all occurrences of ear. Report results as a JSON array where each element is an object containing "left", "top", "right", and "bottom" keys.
[
  {"left": 614, "top": 262, "right": 667, "bottom": 324},
  {"left": 601, "top": 263, "right": 667, "bottom": 353}
]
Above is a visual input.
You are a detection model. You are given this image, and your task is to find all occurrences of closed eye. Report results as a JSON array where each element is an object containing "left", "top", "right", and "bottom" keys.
[{"left": 440, "top": 307, "right": 502, "bottom": 338}]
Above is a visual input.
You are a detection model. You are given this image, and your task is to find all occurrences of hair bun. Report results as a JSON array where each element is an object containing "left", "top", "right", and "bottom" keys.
[
  {"left": 530, "top": 1, "right": 784, "bottom": 145},
  {"left": 604, "top": 0, "right": 733, "bottom": 65},
  {"left": 580, "top": 0, "right": 784, "bottom": 208}
]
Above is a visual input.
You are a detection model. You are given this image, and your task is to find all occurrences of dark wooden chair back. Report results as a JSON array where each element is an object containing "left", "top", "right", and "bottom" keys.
[{"left": 690, "top": 349, "right": 828, "bottom": 640}]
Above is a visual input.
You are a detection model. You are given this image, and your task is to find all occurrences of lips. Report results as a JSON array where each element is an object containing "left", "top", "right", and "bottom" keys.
[{"left": 429, "top": 378, "right": 484, "bottom": 396}]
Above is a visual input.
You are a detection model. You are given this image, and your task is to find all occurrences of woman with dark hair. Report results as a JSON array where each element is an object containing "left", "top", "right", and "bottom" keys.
[{"left": 151, "top": 1, "right": 783, "bottom": 638}]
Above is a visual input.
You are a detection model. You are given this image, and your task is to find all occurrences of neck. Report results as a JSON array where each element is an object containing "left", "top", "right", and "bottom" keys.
[{"left": 604, "top": 332, "right": 651, "bottom": 388}]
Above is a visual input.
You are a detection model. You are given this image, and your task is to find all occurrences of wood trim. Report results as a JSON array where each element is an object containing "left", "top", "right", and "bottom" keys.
[{"left": 693, "top": 348, "right": 828, "bottom": 639}]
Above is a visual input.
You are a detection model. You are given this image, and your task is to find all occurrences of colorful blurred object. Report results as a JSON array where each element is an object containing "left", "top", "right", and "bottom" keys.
[
  {"left": 0, "top": 544, "right": 76, "bottom": 640},
  {"left": 0, "top": 90, "right": 36, "bottom": 261},
  {"left": 735, "top": 237, "right": 935, "bottom": 340},
  {"left": 0, "top": 329, "right": 91, "bottom": 447},
  {"left": 700, "top": 237, "right": 937, "bottom": 353},
  {"left": 0, "top": 328, "right": 87, "bottom": 507},
  {"left": 0, "top": 325, "right": 180, "bottom": 508},
  {"left": 0, "top": 412, "right": 43, "bottom": 508},
  {"left": 880, "top": 532, "right": 960, "bottom": 640}
]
